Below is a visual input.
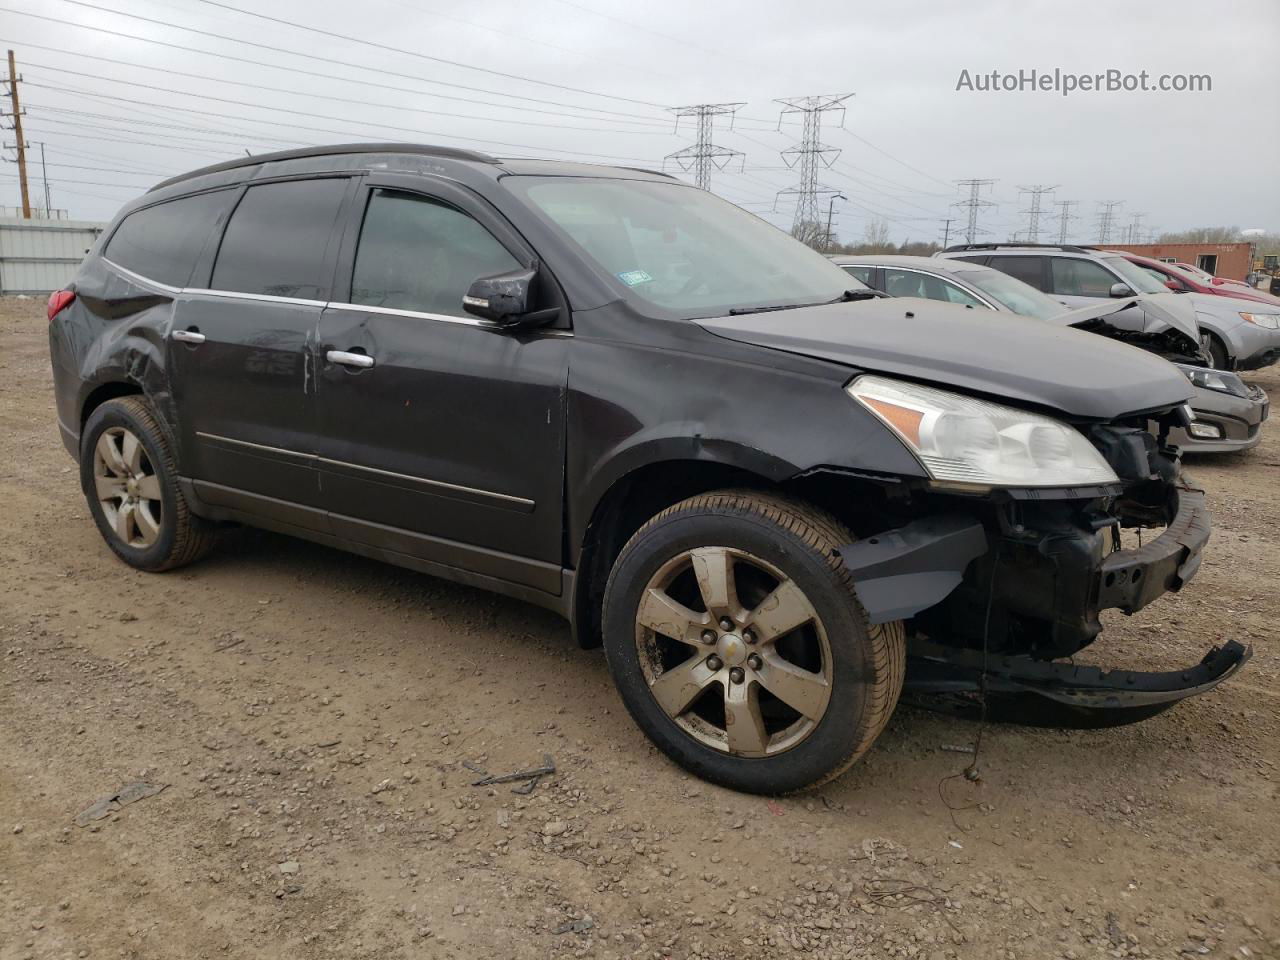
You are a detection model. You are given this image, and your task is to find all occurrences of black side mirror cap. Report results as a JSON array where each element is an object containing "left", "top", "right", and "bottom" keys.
[{"left": 462, "top": 264, "right": 538, "bottom": 323}]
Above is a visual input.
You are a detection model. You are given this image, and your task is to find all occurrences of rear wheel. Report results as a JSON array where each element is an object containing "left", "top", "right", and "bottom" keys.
[
  {"left": 602, "top": 490, "right": 905, "bottom": 794},
  {"left": 80, "top": 396, "right": 216, "bottom": 571}
]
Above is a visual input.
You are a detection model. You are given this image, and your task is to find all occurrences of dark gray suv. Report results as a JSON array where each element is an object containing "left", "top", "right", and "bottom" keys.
[{"left": 47, "top": 144, "right": 1247, "bottom": 793}]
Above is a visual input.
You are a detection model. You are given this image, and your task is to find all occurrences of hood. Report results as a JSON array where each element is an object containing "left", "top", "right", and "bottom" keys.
[
  {"left": 1052, "top": 296, "right": 1201, "bottom": 341},
  {"left": 699, "top": 297, "right": 1194, "bottom": 420},
  {"left": 1185, "top": 290, "right": 1280, "bottom": 315}
]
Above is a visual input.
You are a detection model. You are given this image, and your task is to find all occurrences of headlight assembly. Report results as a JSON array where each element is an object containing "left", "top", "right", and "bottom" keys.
[
  {"left": 1240, "top": 311, "right": 1280, "bottom": 330},
  {"left": 847, "top": 375, "right": 1119, "bottom": 488},
  {"left": 1178, "top": 364, "right": 1250, "bottom": 398}
]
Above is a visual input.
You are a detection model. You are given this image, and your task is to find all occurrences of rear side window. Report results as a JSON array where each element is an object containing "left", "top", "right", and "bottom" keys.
[
  {"left": 883, "top": 268, "right": 985, "bottom": 307},
  {"left": 350, "top": 189, "right": 521, "bottom": 317},
  {"left": 987, "top": 255, "right": 1046, "bottom": 290},
  {"left": 1048, "top": 257, "right": 1118, "bottom": 297},
  {"left": 211, "top": 178, "right": 349, "bottom": 299},
  {"left": 104, "top": 189, "right": 236, "bottom": 288}
]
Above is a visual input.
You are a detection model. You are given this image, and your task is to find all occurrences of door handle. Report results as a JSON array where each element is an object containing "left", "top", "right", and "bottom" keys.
[
  {"left": 326, "top": 349, "right": 375, "bottom": 370},
  {"left": 171, "top": 329, "right": 205, "bottom": 344}
]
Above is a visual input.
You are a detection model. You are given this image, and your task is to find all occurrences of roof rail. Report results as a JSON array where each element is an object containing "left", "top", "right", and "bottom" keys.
[
  {"left": 941, "top": 242, "right": 1093, "bottom": 254},
  {"left": 149, "top": 142, "right": 498, "bottom": 193}
]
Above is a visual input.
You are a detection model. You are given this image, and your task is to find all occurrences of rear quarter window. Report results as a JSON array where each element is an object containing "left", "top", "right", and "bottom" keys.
[{"left": 103, "top": 189, "right": 237, "bottom": 288}]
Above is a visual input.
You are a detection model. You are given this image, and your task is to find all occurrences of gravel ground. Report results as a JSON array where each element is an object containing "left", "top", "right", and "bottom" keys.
[{"left": 2, "top": 295, "right": 1277, "bottom": 960}]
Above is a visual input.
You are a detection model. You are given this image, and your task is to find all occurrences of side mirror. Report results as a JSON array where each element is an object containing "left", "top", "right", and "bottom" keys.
[
  {"left": 1109, "top": 282, "right": 1134, "bottom": 298},
  {"left": 1165, "top": 279, "right": 1184, "bottom": 291},
  {"left": 462, "top": 264, "right": 538, "bottom": 323}
]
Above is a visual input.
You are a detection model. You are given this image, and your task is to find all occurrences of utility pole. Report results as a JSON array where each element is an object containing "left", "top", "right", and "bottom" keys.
[
  {"left": 1096, "top": 200, "right": 1124, "bottom": 244},
  {"left": 35, "top": 140, "right": 49, "bottom": 216},
  {"left": 1017, "top": 184, "right": 1057, "bottom": 243},
  {"left": 664, "top": 103, "right": 744, "bottom": 191},
  {"left": 824, "top": 193, "right": 846, "bottom": 251},
  {"left": 953, "top": 179, "right": 996, "bottom": 244},
  {"left": 3, "top": 50, "right": 30, "bottom": 218},
  {"left": 774, "top": 93, "right": 854, "bottom": 235},
  {"left": 939, "top": 217, "right": 955, "bottom": 248},
  {"left": 1054, "top": 199, "right": 1078, "bottom": 244}
]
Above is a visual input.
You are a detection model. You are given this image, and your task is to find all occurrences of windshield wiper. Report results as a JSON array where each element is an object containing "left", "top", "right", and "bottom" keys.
[{"left": 728, "top": 288, "right": 887, "bottom": 315}]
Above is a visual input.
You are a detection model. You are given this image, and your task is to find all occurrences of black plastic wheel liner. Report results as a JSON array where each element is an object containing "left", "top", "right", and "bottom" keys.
[{"left": 900, "top": 636, "right": 1251, "bottom": 729}]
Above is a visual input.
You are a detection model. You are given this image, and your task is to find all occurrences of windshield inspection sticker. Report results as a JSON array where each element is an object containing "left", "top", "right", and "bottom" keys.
[{"left": 616, "top": 270, "right": 653, "bottom": 286}]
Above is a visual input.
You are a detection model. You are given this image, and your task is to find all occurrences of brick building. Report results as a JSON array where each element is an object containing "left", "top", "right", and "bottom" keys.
[{"left": 1094, "top": 242, "right": 1253, "bottom": 280}]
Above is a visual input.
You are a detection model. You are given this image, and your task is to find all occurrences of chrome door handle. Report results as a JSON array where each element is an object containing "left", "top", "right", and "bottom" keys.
[
  {"left": 171, "top": 329, "right": 205, "bottom": 344},
  {"left": 326, "top": 349, "right": 374, "bottom": 369}
]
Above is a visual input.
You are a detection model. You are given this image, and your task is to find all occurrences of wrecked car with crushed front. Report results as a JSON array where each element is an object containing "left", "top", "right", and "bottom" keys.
[{"left": 48, "top": 144, "right": 1249, "bottom": 794}]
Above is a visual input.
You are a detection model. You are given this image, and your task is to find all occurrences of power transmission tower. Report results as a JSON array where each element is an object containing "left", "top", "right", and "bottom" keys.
[
  {"left": 774, "top": 93, "right": 853, "bottom": 235},
  {"left": 1054, "top": 199, "right": 1078, "bottom": 244},
  {"left": 664, "top": 103, "right": 744, "bottom": 191},
  {"left": 953, "top": 179, "right": 996, "bottom": 243},
  {"left": 1096, "top": 200, "right": 1124, "bottom": 243},
  {"left": 1124, "top": 212, "right": 1145, "bottom": 244},
  {"left": 1017, "top": 184, "right": 1057, "bottom": 243},
  {"left": 2, "top": 49, "right": 30, "bottom": 218}
]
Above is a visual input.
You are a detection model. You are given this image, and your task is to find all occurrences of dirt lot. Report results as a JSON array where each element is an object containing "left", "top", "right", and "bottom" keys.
[{"left": 1, "top": 295, "right": 1277, "bottom": 960}]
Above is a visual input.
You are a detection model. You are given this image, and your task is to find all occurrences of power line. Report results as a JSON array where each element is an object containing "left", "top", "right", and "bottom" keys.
[
  {"left": 953, "top": 179, "right": 997, "bottom": 243},
  {"left": 664, "top": 104, "right": 743, "bottom": 191},
  {"left": 0, "top": 8, "right": 662, "bottom": 123},
  {"left": 774, "top": 93, "right": 853, "bottom": 233}
]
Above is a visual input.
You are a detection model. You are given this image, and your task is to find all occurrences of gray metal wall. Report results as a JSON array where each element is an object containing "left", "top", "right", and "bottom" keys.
[{"left": 0, "top": 217, "right": 105, "bottom": 294}]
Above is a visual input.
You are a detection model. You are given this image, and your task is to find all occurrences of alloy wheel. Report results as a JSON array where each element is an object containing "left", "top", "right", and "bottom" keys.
[
  {"left": 92, "top": 426, "right": 163, "bottom": 548},
  {"left": 634, "top": 546, "right": 832, "bottom": 757}
]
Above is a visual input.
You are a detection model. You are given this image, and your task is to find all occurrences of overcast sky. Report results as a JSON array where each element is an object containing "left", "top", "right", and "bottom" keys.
[{"left": 2, "top": 0, "right": 1277, "bottom": 243}]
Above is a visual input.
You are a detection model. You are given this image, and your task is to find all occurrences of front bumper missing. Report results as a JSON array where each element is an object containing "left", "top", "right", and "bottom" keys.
[{"left": 902, "top": 636, "right": 1252, "bottom": 727}]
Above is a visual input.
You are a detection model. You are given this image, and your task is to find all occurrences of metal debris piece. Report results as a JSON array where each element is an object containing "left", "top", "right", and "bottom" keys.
[
  {"left": 469, "top": 754, "right": 555, "bottom": 793},
  {"left": 74, "top": 782, "right": 167, "bottom": 827},
  {"left": 553, "top": 918, "right": 594, "bottom": 935}
]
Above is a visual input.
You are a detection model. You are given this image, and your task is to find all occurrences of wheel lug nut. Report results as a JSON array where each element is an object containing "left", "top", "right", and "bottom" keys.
[
  {"left": 729, "top": 667, "right": 745, "bottom": 684},
  {"left": 701, "top": 630, "right": 716, "bottom": 644},
  {"left": 718, "top": 617, "right": 733, "bottom": 631},
  {"left": 706, "top": 655, "right": 723, "bottom": 671},
  {"left": 743, "top": 629, "right": 756, "bottom": 644},
  {"left": 747, "top": 653, "right": 762, "bottom": 670}
]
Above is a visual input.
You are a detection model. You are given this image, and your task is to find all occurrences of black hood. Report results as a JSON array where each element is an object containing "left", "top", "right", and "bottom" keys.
[{"left": 699, "top": 297, "right": 1194, "bottom": 420}]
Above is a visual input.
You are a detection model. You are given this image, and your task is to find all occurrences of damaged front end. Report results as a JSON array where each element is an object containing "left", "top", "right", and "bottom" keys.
[{"left": 835, "top": 406, "right": 1249, "bottom": 726}]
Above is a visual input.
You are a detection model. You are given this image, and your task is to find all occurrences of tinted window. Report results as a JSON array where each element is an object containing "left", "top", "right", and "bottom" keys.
[
  {"left": 350, "top": 189, "right": 520, "bottom": 317},
  {"left": 211, "top": 178, "right": 349, "bottom": 299},
  {"left": 104, "top": 189, "right": 236, "bottom": 287},
  {"left": 841, "top": 265, "right": 874, "bottom": 285},
  {"left": 1049, "top": 257, "right": 1118, "bottom": 297},
  {"left": 987, "top": 255, "right": 1046, "bottom": 290}
]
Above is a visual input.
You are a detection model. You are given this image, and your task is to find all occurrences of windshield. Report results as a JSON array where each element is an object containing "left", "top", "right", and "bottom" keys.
[
  {"left": 953, "top": 267, "right": 1064, "bottom": 321},
  {"left": 1101, "top": 255, "right": 1167, "bottom": 295},
  {"left": 504, "top": 176, "right": 856, "bottom": 317}
]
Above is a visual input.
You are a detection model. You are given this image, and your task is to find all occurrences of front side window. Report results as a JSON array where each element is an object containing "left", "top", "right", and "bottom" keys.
[
  {"left": 104, "top": 189, "right": 236, "bottom": 288},
  {"left": 1048, "top": 257, "right": 1119, "bottom": 297},
  {"left": 882, "top": 268, "right": 984, "bottom": 307},
  {"left": 1099, "top": 256, "right": 1168, "bottom": 295},
  {"left": 211, "top": 178, "right": 349, "bottom": 299},
  {"left": 504, "top": 176, "right": 856, "bottom": 318},
  {"left": 350, "top": 189, "right": 520, "bottom": 317},
  {"left": 841, "top": 264, "right": 874, "bottom": 286}
]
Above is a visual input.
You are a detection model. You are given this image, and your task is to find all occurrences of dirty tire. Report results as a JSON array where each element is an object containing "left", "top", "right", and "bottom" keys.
[
  {"left": 80, "top": 396, "right": 216, "bottom": 572},
  {"left": 1206, "top": 333, "right": 1231, "bottom": 371},
  {"left": 603, "top": 490, "right": 905, "bottom": 794}
]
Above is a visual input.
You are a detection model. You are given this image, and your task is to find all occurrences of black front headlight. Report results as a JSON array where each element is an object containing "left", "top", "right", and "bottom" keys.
[{"left": 1177, "top": 364, "right": 1250, "bottom": 399}]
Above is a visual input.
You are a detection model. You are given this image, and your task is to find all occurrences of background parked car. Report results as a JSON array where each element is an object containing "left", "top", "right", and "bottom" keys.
[
  {"left": 938, "top": 243, "right": 1280, "bottom": 371},
  {"left": 834, "top": 255, "right": 1270, "bottom": 454}
]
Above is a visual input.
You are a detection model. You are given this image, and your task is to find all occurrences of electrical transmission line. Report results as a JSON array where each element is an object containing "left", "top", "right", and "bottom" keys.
[
  {"left": 773, "top": 93, "right": 853, "bottom": 234},
  {"left": 1054, "top": 199, "right": 1078, "bottom": 244},
  {"left": 1017, "top": 184, "right": 1057, "bottom": 243},
  {"left": 1124, "top": 212, "right": 1146, "bottom": 244},
  {"left": 664, "top": 103, "right": 744, "bottom": 190},
  {"left": 1096, "top": 200, "right": 1124, "bottom": 243},
  {"left": 953, "top": 179, "right": 997, "bottom": 243}
]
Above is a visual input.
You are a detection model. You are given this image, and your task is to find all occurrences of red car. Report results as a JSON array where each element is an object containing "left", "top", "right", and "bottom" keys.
[{"left": 1117, "top": 252, "right": 1280, "bottom": 306}]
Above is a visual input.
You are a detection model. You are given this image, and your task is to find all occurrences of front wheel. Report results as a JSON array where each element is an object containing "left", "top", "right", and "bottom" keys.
[{"left": 602, "top": 491, "right": 905, "bottom": 794}]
